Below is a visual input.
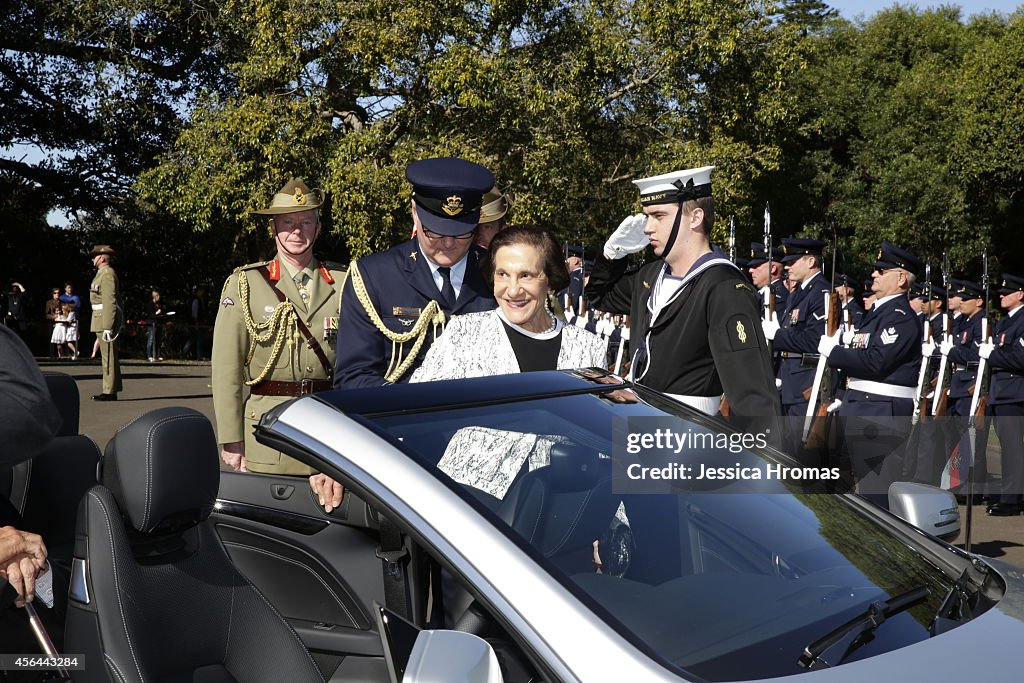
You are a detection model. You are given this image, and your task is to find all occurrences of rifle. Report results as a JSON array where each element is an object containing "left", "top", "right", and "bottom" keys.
[
  {"left": 932, "top": 251, "right": 953, "bottom": 416},
  {"left": 763, "top": 204, "right": 775, "bottom": 322},
  {"left": 728, "top": 216, "right": 737, "bottom": 264},
  {"left": 804, "top": 224, "right": 840, "bottom": 445},
  {"left": 964, "top": 252, "right": 991, "bottom": 552},
  {"left": 912, "top": 262, "right": 934, "bottom": 425}
]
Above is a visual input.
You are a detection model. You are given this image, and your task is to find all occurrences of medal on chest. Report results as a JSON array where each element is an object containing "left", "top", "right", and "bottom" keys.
[{"left": 790, "top": 308, "right": 800, "bottom": 325}]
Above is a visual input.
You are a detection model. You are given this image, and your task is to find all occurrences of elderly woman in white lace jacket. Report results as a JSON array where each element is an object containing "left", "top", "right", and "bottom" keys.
[{"left": 411, "top": 225, "right": 607, "bottom": 381}]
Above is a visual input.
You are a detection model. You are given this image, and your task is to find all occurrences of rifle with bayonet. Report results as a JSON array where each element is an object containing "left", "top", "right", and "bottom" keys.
[
  {"left": 913, "top": 262, "right": 935, "bottom": 425},
  {"left": 804, "top": 225, "right": 841, "bottom": 447},
  {"left": 932, "top": 252, "right": 953, "bottom": 417},
  {"left": 728, "top": 216, "right": 737, "bottom": 264},
  {"left": 964, "top": 252, "right": 992, "bottom": 552},
  {"left": 763, "top": 204, "right": 775, "bottom": 323}
]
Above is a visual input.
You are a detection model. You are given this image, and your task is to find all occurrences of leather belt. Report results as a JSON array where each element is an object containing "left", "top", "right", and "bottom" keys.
[
  {"left": 779, "top": 351, "right": 804, "bottom": 359},
  {"left": 250, "top": 379, "right": 332, "bottom": 397},
  {"left": 953, "top": 362, "right": 979, "bottom": 372}
]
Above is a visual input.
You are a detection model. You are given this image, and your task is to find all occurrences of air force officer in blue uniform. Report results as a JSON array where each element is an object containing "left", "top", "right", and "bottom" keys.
[
  {"left": 818, "top": 242, "right": 923, "bottom": 508},
  {"left": 334, "top": 158, "right": 498, "bottom": 388}
]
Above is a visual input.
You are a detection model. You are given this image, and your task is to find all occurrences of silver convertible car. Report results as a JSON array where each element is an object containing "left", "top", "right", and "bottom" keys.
[{"left": 62, "top": 370, "right": 1024, "bottom": 682}]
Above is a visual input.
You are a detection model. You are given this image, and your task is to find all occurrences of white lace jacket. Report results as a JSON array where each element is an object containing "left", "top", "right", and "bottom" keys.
[{"left": 410, "top": 310, "right": 608, "bottom": 382}]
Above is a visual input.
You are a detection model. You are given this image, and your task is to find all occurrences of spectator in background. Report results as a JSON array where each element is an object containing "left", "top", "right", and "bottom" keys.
[
  {"left": 45, "top": 288, "right": 62, "bottom": 358},
  {"left": 4, "top": 282, "right": 28, "bottom": 338},
  {"left": 59, "top": 282, "right": 81, "bottom": 311},
  {"left": 146, "top": 289, "right": 167, "bottom": 362},
  {"left": 50, "top": 302, "right": 68, "bottom": 359},
  {"left": 65, "top": 302, "right": 79, "bottom": 360},
  {"left": 182, "top": 285, "right": 209, "bottom": 360}
]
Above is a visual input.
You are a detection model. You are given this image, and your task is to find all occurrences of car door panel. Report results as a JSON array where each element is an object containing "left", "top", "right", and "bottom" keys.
[{"left": 213, "top": 471, "right": 389, "bottom": 681}]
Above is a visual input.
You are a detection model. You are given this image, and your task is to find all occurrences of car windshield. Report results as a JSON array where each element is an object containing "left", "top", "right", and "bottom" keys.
[{"left": 363, "top": 381, "right": 961, "bottom": 681}]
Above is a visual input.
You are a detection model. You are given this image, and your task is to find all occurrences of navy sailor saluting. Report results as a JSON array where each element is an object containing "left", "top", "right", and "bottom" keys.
[
  {"left": 333, "top": 157, "right": 498, "bottom": 388},
  {"left": 817, "top": 241, "right": 924, "bottom": 508},
  {"left": 586, "top": 165, "right": 779, "bottom": 427}
]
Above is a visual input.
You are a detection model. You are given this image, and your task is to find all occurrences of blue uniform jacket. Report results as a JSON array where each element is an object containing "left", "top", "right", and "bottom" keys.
[
  {"left": 948, "top": 312, "right": 984, "bottom": 400},
  {"left": 828, "top": 293, "right": 922, "bottom": 388},
  {"left": 988, "top": 310, "right": 1024, "bottom": 404},
  {"left": 334, "top": 239, "right": 496, "bottom": 388},
  {"left": 773, "top": 272, "right": 831, "bottom": 405}
]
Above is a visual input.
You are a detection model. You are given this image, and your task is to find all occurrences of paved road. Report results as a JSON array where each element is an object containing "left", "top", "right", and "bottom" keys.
[{"left": 39, "top": 357, "right": 1024, "bottom": 567}]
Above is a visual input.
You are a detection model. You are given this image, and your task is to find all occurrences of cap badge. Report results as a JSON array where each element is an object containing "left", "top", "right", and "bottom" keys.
[
  {"left": 442, "top": 195, "right": 464, "bottom": 216},
  {"left": 293, "top": 187, "right": 307, "bottom": 205}
]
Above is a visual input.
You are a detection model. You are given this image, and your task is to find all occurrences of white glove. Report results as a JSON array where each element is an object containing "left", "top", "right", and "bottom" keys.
[
  {"left": 921, "top": 340, "right": 935, "bottom": 358},
  {"left": 574, "top": 315, "right": 587, "bottom": 329},
  {"left": 842, "top": 329, "right": 856, "bottom": 346},
  {"left": 761, "top": 313, "right": 779, "bottom": 341},
  {"left": 826, "top": 398, "right": 843, "bottom": 414},
  {"left": 620, "top": 326, "right": 630, "bottom": 341},
  {"left": 939, "top": 339, "right": 954, "bottom": 356},
  {"left": 102, "top": 329, "right": 114, "bottom": 343},
  {"left": 603, "top": 213, "right": 648, "bottom": 259},
  {"left": 817, "top": 330, "right": 841, "bottom": 359},
  {"left": 979, "top": 341, "right": 995, "bottom": 360},
  {"left": 564, "top": 306, "right": 575, "bottom": 322}
]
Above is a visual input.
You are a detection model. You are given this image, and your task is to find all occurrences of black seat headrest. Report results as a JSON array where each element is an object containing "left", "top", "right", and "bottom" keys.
[
  {"left": 542, "top": 443, "right": 607, "bottom": 492},
  {"left": 103, "top": 407, "right": 219, "bottom": 534},
  {"left": 42, "top": 372, "right": 79, "bottom": 436}
]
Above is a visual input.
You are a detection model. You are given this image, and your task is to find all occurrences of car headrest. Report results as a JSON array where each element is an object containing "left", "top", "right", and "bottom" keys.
[
  {"left": 43, "top": 372, "right": 79, "bottom": 436},
  {"left": 540, "top": 443, "right": 607, "bottom": 492},
  {"left": 102, "top": 407, "right": 219, "bottom": 534}
]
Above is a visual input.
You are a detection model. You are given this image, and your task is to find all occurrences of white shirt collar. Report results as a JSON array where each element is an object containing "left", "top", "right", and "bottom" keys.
[
  {"left": 423, "top": 248, "right": 469, "bottom": 298},
  {"left": 873, "top": 293, "right": 903, "bottom": 308},
  {"left": 1009, "top": 306, "right": 1022, "bottom": 318}
]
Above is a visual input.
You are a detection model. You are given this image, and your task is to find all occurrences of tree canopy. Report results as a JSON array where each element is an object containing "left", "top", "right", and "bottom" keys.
[{"left": 3, "top": 1, "right": 1024, "bottom": 309}]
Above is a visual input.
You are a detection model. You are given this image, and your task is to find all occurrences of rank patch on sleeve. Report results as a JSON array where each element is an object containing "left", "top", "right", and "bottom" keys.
[
  {"left": 728, "top": 314, "right": 759, "bottom": 351},
  {"left": 880, "top": 327, "right": 899, "bottom": 345}
]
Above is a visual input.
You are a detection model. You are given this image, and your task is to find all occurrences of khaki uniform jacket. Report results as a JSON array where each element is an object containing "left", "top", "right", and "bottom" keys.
[
  {"left": 212, "top": 257, "right": 347, "bottom": 475},
  {"left": 89, "top": 265, "right": 119, "bottom": 333}
]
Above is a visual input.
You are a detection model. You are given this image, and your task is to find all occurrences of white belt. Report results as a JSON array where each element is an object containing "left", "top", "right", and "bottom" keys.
[
  {"left": 847, "top": 379, "right": 916, "bottom": 399},
  {"left": 664, "top": 393, "right": 722, "bottom": 416},
  {"left": 92, "top": 304, "right": 103, "bottom": 310}
]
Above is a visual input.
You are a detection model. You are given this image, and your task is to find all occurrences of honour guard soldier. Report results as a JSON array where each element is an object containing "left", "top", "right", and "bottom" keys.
[
  {"left": 89, "top": 245, "right": 122, "bottom": 401},
  {"left": 979, "top": 274, "right": 1024, "bottom": 515},
  {"left": 818, "top": 242, "right": 923, "bottom": 508},
  {"left": 835, "top": 274, "right": 865, "bottom": 328},
  {"left": 939, "top": 279, "right": 989, "bottom": 496},
  {"left": 761, "top": 238, "right": 831, "bottom": 447},
  {"left": 212, "top": 179, "right": 347, "bottom": 477},
  {"left": 333, "top": 158, "right": 497, "bottom": 388},
  {"left": 586, "top": 166, "right": 779, "bottom": 424},
  {"left": 747, "top": 242, "right": 789, "bottom": 316}
]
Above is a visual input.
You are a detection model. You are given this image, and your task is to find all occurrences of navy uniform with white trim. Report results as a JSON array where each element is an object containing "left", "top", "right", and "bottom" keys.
[
  {"left": 333, "top": 158, "right": 497, "bottom": 388},
  {"left": 943, "top": 279, "right": 989, "bottom": 494},
  {"left": 587, "top": 166, "right": 779, "bottom": 423},
  {"left": 979, "top": 274, "right": 1024, "bottom": 514},
  {"left": 820, "top": 242, "right": 923, "bottom": 508},
  {"left": 766, "top": 238, "right": 831, "bottom": 421}
]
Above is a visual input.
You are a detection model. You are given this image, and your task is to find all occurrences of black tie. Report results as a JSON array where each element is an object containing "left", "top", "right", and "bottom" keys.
[{"left": 438, "top": 267, "right": 456, "bottom": 308}]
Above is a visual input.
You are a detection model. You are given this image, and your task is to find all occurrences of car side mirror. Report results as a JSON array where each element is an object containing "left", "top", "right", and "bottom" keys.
[
  {"left": 888, "top": 482, "right": 961, "bottom": 543},
  {"left": 403, "top": 630, "right": 502, "bottom": 683}
]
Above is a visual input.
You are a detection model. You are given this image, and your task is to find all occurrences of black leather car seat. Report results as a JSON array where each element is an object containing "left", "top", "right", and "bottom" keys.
[
  {"left": 498, "top": 443, "right": 619, "bottom": 576},
  {"left": 64, "top": 407, "right": 324, "bottom": 683}
]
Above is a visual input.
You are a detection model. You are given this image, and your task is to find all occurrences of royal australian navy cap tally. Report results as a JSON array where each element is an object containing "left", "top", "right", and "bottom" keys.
[{"left": 633, "top": 166, "right": 714, "bottom": 207}]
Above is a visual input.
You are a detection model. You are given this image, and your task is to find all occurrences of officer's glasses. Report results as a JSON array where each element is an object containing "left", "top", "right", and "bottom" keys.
[{"left": 422, "top": 228, "right": 475, "bottom": 241}]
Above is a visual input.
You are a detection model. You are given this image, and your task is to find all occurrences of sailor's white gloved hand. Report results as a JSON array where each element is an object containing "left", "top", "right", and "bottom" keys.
[
  {"left": 603, "top": 213, "right": 649, "bottom": 260},
  {"left": 978, "top": 341, "right": 995, "bottom": 360},
  {"left": 574, "top": 315, "right": 587, "bottom": 329},
  {"left": 761, "top": 313, "right": 779, "bottom": 341},
  {"left": 101, "top": 329, "right": 114, "bottom": 343},
  {"left": 826, "top": 399, "right": 843, "bottom": 414},
  {"left": 939, "top": 339, "right": 954, "bottom": 356},
  {"left": 842, "top": 329, "right": 856, "bottom": 346},
  {"left": 817, "top": 330, "right": 841, "bottom": 359},
  {"left": 921, "top": 340, "right": 936, "bottom": 357}
]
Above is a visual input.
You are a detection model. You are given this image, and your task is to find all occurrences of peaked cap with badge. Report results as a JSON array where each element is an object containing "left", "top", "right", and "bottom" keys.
[
  {"left": 779, "top": 238, "right": 827, "bottom": 264},
  {"left": 211, "top": 177, "right": 347, "bottom": 476},
  {"left": 408, "top": 158, "right": 495, "bottom": 236}
]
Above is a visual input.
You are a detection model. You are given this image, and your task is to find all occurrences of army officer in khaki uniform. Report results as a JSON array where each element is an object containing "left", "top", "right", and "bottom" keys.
[
  {"left": 89, "top": 244, "right": 123, "bottom": 400},
  {"left": 212, "top": 178, "right": 347, "bottom": 486}
]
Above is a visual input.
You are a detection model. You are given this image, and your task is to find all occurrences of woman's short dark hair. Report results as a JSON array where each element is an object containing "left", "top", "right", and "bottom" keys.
[{"left": 487, "top": 225, "right": 570, "bottom": 293}]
